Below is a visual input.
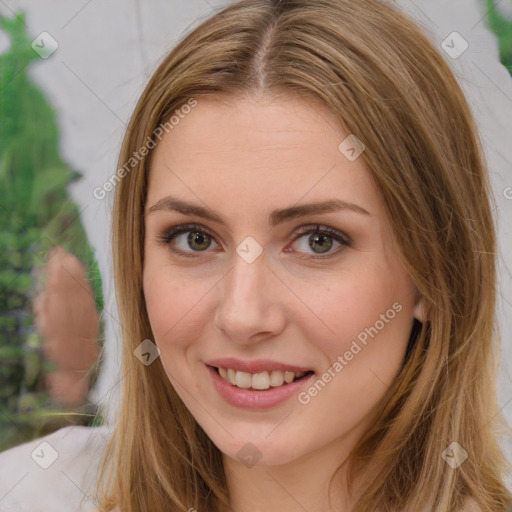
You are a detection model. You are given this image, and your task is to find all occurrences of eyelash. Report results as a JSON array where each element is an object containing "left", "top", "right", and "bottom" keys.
[{"left": 156, "top": 222, "right": 351, "bottom": 260}]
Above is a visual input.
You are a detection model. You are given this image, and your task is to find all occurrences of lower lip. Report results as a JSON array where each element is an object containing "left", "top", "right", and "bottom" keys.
[{"left": 206, "top": 365, "right": 315, "bottom": 409}]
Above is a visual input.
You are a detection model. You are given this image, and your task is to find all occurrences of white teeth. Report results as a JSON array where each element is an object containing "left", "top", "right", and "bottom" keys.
[
  {"left": 269, "top": 370, "right": 284, "bottom": 387},
  {"left": 283, "top": 371, "right": 295, "bottom": 383},
  {"left": 249, "top": 372, "right": 266, "bottom": 390},
  {"left": 235, "top": 371, "right": 252, "bottom": 388},
  {"left": 216, "top": 367, "right": 308, "bottom": 390}
]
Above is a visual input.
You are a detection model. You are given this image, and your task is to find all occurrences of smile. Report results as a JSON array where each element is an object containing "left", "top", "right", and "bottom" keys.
[{"left": 206, "top": 364, "right": 316, "bottom": 409}]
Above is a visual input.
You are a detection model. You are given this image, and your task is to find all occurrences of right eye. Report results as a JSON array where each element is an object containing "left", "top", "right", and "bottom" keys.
[{"left": 156, "top": 223, "right": 220, "bottom": 257}]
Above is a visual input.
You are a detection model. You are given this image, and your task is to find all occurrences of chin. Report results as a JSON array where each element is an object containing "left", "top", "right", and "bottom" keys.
[{"left": 214, "top": 433, "right": 307, "bottom": 468}]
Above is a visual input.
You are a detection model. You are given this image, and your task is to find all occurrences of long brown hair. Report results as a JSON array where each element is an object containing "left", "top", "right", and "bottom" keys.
[{"left": 92, "top": 0, "right": 512, "bottom": 510}]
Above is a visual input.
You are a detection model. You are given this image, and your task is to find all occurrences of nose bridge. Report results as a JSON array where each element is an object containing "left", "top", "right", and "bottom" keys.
[{"left": 224, "top": 248, "right": 268, "bottom": 310}]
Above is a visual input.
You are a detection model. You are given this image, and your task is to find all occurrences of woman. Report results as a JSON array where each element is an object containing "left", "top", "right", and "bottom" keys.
[
  {"left": 2, "top": 0, "right": 512, "bottom": 510},
  {"left": 94, "top": 0, "right": 512, "bottom": 510}
]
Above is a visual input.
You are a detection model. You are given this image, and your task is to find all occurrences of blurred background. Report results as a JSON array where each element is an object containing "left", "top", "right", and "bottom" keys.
[{"left": 0, "top": 0, "right": 511, "bottom": 453}]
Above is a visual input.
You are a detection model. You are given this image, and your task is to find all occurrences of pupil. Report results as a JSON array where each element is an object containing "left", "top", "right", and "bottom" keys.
[
  {"left": 310, "top": 234, "right": 332, "bottom": 254},
  {"left": 188, "top": 232, "right": 210, "bottom": 251}
]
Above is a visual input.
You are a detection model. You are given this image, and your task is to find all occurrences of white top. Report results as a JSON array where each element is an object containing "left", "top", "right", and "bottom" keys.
[{"left": 0, "top": 426, "right": 109, "bottom": 512}]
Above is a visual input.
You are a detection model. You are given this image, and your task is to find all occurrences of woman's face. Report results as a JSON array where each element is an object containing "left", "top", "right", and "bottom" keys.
[{"left": 143, "top": 93, "right": 422, "bottom": 468}]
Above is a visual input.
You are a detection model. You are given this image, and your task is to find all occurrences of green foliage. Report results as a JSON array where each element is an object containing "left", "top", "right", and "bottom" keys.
[
  {"left": 484, "top": 0, "right": 512, "bottom": 75},
  {"left": 0, "top": 12, "right": 104, "bottom": 449}
]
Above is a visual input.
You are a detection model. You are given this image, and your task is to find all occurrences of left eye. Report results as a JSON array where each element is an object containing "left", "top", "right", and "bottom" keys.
[
  {"left": 288, "top": 224, "right": 350, "bottom": 258},
  {"left": 157, "top": 223, "right": 350, "bottom": 258},
  {"left": 286, "top": 224, "right": 350, "bottom": 258}
]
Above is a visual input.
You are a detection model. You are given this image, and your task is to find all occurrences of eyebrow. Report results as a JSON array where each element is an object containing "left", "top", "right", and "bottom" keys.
[{"left": 146, "top": 195, "right": 370, "bottom": 226}]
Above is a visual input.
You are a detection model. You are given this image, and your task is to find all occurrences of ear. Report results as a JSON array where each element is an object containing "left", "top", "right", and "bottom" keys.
[{"left": 413, "top": 297, "right": 424, "bottom": 323}]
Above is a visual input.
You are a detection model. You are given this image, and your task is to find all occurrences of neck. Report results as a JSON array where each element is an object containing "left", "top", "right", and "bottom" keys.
[{"left": 222, "top": 434, "right": 360, "bottom": 512}]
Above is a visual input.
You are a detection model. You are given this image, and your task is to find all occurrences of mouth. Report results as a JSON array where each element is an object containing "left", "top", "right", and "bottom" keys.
[{"left": 209, "top": 365, "right": 315, "bottom": 391}]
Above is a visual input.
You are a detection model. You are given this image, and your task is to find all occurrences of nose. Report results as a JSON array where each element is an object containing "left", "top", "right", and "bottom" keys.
[{"left": 214, "top": 250, "right": 286, "bottom": 346}]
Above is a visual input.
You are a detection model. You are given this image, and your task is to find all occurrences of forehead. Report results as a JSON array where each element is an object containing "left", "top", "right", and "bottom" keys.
[{"left": 146, "top": 94, "right": 382, "bottom": 219}]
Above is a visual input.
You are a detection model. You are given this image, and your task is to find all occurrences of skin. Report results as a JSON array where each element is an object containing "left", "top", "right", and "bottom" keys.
[{"left": 142, "top": 92, "right": 423, "bottom": 512}]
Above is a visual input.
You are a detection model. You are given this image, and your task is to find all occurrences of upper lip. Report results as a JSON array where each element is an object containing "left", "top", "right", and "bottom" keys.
[{"left": 205, "top": 357, "right": 314, "bottom": 374}]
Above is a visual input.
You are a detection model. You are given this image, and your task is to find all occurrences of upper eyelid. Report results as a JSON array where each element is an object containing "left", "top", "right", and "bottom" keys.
[{"left": 160, "top": 222, "right": 348, "bottom": 239}]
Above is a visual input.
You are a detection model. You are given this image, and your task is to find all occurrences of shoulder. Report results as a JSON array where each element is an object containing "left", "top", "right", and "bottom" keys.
[{"left": 0, "top": 425, "right": 110, "bottom": 512}]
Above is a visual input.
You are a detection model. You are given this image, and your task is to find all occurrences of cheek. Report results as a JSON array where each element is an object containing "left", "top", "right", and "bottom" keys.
[
  {"left": 299, "top": 262, "right": 415, "bottom": 370},
  {"left": 294, "top": 269, "right": 414, "bottom": 433},
  {"left": 143, "top": 265, "right": 209, "bottom": 354}
]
